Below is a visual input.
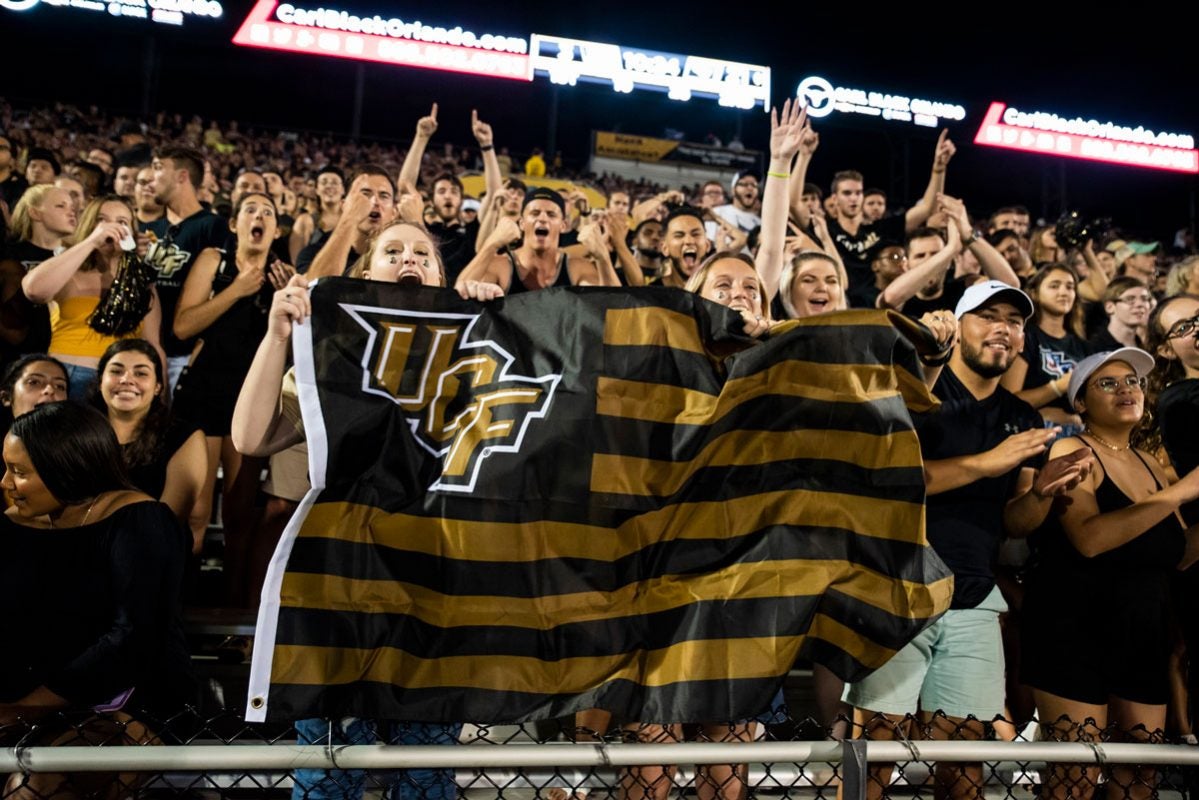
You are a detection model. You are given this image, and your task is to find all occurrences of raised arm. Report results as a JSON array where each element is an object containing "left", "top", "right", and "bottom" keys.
[
  {"left": 905, "top": 130, "right": 955, "bottom": 232},
  {"left": 455, "top": 216, "right": 521, "bottom": 299},
  {"left": 878, "top": 219, "right": 961, "bottom": 310},
  {"left": 472, "top": 110, "right": 503, "bottom": 204},
  {"left": 307, "top": 175, "right": 377, "bottom": 279},
  {"left": 758, "top": 99, "right": 807, "bottom": 302},
  {"left": 22, "top": 220, "right": 126, "bottom": 303},
  {"left": 1077, "top": 240, "right": 1110, "bottom": 302},
  {"left": 941, "top": 194, "right": 1019, "bottom": 286},
  {"left": 231, "top": 274, "right": 310, "bottom": 457},
  {"left": 398, "top": 103, "right": 437, "bottom": 189},
  {"left": 606, "top": 211, "right": 646, "bottom": 286},
  {"left": 789, "top": 124, "right": 820, "bottom": 231},
  {"left": 575, "top": 218, "right": 620, "bottom": 286}
]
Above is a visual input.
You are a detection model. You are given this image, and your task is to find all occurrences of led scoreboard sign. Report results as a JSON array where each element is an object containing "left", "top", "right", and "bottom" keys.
[
  {"left": 528, "top": 34, "right": 770, "bottom": 111},
  {"left": 974, "top": 102, "right": 1198, "bottom": 174},
  {"left": 229, "top": 3, "right": 771, "bottom": 107},
  {"left": 0, "top": 0, "right": 222, "bottom": 26},
  {"left": 795, "top": 75, "right": 965, "bottom": 128},
  {"left": 232, "top": 1, "right": 531, "bottom": 80}
]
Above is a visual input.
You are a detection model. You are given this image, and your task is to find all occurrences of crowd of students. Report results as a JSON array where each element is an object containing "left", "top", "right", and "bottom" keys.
[{"left": 1, "top": 94, "right": 1199, "bottom": 800}]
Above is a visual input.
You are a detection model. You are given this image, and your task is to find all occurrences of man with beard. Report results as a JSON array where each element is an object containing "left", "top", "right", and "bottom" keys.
[
  {"left": 455, "top": 187, "right": 617, "bottom": 299},
  {"left": 862, "top": 188, "right": 887, "bottom": 222},
  {"left": 397, "top": 105, "right": 503, "bottom": 284},
  {"left": 306, "top": 167, "right": 397, "bottom": 280},
  {"left": 846, "top": 281, "right": 1093, "bottom": 800},
  {"left": 713, "top": 171, "right": 761, "bottom": 234},
  {"left": 656, "top": 206, "right": 713, "bottom": 288},
  {"left": 145, "top": 145, "right": 227, "bottom": 391}
]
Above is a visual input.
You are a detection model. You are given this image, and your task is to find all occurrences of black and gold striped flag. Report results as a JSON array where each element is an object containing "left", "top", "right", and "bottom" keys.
[{"left": 246, "top": 279, "right": 952, "bottom": 724}]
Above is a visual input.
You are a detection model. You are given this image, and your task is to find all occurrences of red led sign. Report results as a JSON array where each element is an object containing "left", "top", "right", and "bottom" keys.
[
  {"left": 231, "top": 1, "right": 532, "bottom": 81},
  {"left": 973, "top": 102, "right": 1198, "bottom": 174}
]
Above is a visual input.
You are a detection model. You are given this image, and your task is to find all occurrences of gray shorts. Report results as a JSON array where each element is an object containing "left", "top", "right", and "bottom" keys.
[{"left": 844, "top": 586, "right": 1007, "bottom": 720}]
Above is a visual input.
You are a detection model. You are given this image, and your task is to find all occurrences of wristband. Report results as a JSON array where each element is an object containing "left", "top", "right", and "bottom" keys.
[
  {"left": 480, "top": 144, "right": 494, "bottom": 152},
  {"left": 919, "top": 347, "right": 954, "bottom": 367},
  {"left": 766, "top": 170, "right": 790, "bottom": 179}
]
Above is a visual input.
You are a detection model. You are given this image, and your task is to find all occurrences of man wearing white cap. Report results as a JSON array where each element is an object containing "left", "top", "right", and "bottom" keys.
[{"left": 846, "top": 280, "right": 1095, "bottom": 800}]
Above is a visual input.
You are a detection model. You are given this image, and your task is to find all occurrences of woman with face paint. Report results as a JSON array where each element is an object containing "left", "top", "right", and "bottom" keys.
[{"left": 231, "top": 219, "right": 461, "bottom": 800}]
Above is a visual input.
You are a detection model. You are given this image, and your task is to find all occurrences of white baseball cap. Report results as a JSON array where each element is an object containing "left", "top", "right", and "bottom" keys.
[
  {"left": 953, "top": 280, "right": 1034, "bottom": 319},
  {"left": 1066, "top": 347, "right": 1155, "bottom": 407}
]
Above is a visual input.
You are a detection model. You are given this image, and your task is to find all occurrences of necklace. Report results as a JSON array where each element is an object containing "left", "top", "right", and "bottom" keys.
[
  {"left": 50, "top": 496, "right": 99, "bottom": 529},
  {"left": 1085, "top": 427, "right": 1131, "bottom": 452}
]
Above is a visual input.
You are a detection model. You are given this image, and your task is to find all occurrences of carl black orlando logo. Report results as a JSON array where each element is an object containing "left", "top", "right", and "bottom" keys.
[{"left": 342, "top": 305, "right": 561, "bottom": 494}]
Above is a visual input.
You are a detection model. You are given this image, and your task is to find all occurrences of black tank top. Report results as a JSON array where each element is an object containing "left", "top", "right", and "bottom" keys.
[
  {"left": 506, "top": 250, "right": 572, "bottom": 294},
  {"left": 1034, "top": 440, "right": 1184, "bottom": 574}
]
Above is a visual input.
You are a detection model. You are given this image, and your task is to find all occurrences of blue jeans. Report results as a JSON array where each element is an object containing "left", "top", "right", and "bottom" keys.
[
  {"left": 292, "top": 717, "right": 462, "bottom": 800},
  {"left": 62, "top": 362, "right": 97, "bottom": 400}
]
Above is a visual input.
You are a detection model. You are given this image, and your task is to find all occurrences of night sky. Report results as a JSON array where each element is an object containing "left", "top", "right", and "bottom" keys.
[{"left": 6, "top": 1, "right": 1197, "bottom": 241}]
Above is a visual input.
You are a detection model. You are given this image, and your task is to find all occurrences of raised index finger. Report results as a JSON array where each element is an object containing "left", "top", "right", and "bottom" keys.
[{"left": 937, "top": 128, "right": 948, "bottom": 146}]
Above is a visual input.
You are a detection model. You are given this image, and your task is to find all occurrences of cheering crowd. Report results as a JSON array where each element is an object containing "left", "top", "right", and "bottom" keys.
[{"left": 2, "top": 94, "right": 1199, "bottom": 800}]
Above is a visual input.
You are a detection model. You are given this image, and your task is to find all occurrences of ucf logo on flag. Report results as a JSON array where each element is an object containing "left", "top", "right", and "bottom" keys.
[{"left": 246, "top": 279, "right": 953, "bottom": 724}]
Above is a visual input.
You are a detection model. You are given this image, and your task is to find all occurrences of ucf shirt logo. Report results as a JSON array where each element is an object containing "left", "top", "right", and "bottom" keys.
[
  {"left": 145, "top": 239, "right": 192, "bottom": 282},
  {"left": 344, "top": 306, "right": 561, "bottom": 493}
]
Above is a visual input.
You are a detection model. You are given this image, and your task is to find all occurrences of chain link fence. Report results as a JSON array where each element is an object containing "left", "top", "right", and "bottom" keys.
[{"left": 4, "top": 699, "right": 1199, "bottom": 800}]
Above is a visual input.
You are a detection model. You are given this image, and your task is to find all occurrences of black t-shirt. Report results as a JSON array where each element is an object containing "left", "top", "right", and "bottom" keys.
[
  {"left": 826, "top": 214, "right": 906, "bottom": 308},
  {"left": 0, "top": 172, "right": 28, "bottom": 212},
  {"left": 902, "top": 275, "right": 970, "bottom": 319},
  {"left": 125, "top": 417, "right": 202, "bottom": 501},
  {"left": 427, "top": 219, "right": 480, "bottom": 285},
  {"left": 138, "top": 216, "right": 169, "bottom": 240},
  {"left": 1087, "top": 326, "right": 1144, "bottom": 353},
  {"left": 0, "top": 502, "right": 195, "bottom": 714},
  {"left": 916, "top": 366, "right": 1044, "bottom": 608},
  {"left": 142, "top": 209, "right": 227, "bottom": 357},
  {"left": 1, "top": 240, "right": 55, "bottom": 361},
  {"left": 1020, "top": 325, "right": 1093, "bottom": 414},
  {"left": 1159, "top": 379, "right": 1199, "bottom": 526}
]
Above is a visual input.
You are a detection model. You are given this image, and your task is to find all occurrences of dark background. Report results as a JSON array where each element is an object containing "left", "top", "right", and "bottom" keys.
[{"left": 5, "top": 1, "right": 1197, "bottom": 240}]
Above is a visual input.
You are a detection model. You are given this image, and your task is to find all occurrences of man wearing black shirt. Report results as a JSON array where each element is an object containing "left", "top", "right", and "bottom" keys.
[
  {"left": 396, "top": 105, "right": 503, "bottom": 284},
  {"left": 1088, "top": 277, "right": 1150, "bottom": 351},
  {"left": 846, "top": 281, "right": 1092, "bottom": 800},
  {"left": 145, "top": 146, "right": 226, "bottom": 391},
  {"left": 793, "top": 130, "right": 956, "bottom": 308},
  {"left": 307, "top": 167, "right": 397, "bottom": 280}
]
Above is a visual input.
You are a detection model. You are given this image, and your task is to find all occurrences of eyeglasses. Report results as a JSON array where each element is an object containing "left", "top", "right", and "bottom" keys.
[
  {"left": 1089, "top": 375, "right": 1146, "bottom": 393},
  {"left": 1115, "top": 293, "right": 1154, "bottom": 306},
  {"left": 878, "top": 253, "right": 908, "bottom": 263},
  {"left": 1167, "top": 315, "right": 1199, "bottom": 340}
]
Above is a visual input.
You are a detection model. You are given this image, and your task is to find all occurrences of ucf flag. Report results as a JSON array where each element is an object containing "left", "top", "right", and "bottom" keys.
[{"left": 246, "top": 279, "right": 953, "bottom": 724}]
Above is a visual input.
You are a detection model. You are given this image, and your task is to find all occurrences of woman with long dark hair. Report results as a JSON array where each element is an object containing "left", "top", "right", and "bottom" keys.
[
  {"left": 96, "top": 339, "right": 207, "bottom": 551},
  {"left": 0, "top": 401, "right": 194, "bottom": 797},
  {"left": 1021, "top": 349, "right": 1199, "bottom": 800},
  {"left": 173, "top": 191, "right": 291, "bottom": 574},
  {"left": 1002, "top": 262, "right": 1093, "bottom": 427}
]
